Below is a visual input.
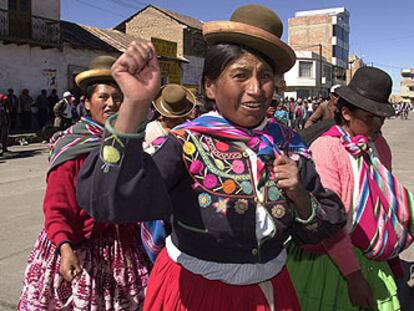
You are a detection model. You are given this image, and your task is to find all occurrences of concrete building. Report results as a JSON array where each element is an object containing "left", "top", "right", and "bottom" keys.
[
  {"left": 400, "top": 68, "right": 414, "bottom": 104},
  {"left": 346, "top": 54, "right": 365, "bottom": 84},
  {"left": 288, "top": 7, "right": 350, "bottom": 83},
  {"left": 0, "top": 0, "right": 146, "bottom": 99},
  {"left": 284, "top": 50, "right": 333, "bottom": 99},
  {"left": 115, "top": 4, "right": 206, "bottom": 88}
]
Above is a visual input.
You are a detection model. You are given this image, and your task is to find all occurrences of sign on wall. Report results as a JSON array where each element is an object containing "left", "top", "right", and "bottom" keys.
[
  {"left": 151, "top": 37, "right": 181, "bottom": 84},
  {"left": 43, "top": 68, "right": 57, "bottom": 88}
]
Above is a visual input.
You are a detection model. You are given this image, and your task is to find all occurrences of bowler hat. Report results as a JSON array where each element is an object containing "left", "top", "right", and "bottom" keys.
[
  {"left": 75, "top": 55, "right": 117, "bottom": 90},
  {"left": 335, "top": 67, "right": 395, "bottom": 117},
  {"left": 203, "top": 5, "right": 295, "bottom": 74},
  {"left": 153, "top": 84, "right": 196, "bottom": 118}
]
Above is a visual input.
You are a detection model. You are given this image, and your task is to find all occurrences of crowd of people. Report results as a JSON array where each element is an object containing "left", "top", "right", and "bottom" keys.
[{"left": 12, "top": 4, "right": 414, "bottom": 311}]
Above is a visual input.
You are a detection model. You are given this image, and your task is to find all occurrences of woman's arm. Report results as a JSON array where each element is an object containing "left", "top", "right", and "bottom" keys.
[
  {"left": 76, "top": 131, "right": 182, "bottom": 224},
  {"left": 44, "top": 158, "right": 85, "bottom": 250}
]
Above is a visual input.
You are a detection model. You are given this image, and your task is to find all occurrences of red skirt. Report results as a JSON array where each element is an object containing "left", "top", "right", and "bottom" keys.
[{"left": 144, "top": 249, "right": 300, "bottom": 311}]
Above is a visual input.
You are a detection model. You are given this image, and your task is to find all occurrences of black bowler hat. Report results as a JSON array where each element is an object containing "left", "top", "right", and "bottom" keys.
[{"left": 335, "top": 67, "right": 395, "bottom": 117}]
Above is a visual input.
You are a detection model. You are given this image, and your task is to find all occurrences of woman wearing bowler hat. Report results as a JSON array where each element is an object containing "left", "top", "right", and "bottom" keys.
[
  {"left": 145, "top": 83, "right": 196, "bottom": 147},
  {"left": 76, "top": 5, "right": 347, "bottom": 310},
  {"left": 18, "top": 55, "right": 150, "bottom": 310},
  {"left": 288, "top": 67, "right": 414, "bottom": 310}
]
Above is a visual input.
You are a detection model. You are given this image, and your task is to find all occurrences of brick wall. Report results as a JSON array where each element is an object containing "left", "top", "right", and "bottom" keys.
[
  {"left": 125, "top": 7, "right": 185, "bottom": 56},
  {"left": 288, "top": 15, "right": 333, "bottom": 63}
]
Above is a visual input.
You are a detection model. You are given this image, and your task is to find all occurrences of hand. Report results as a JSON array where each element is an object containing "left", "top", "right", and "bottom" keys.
[
  {"left": 273, "top": 154, "right": 303, "bottom": 200},
  {"left": 345, "top": 270, "right": 374, "bottom": 309},
  {"left": 112, "top": 41, "right": 161, "bottom": 108},
  {"left": 59, "top": 243, "right": 81, "bottom": 282}
]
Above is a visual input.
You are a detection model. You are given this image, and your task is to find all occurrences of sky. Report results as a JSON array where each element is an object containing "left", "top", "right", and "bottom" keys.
[{"left": 61, "top": 0, "right": 414, "bottom": 92}]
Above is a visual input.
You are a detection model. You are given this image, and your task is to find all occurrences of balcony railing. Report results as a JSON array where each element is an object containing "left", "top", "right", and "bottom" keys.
[{"left": 0, "top": 9, "right": 60, "bottom": 48}]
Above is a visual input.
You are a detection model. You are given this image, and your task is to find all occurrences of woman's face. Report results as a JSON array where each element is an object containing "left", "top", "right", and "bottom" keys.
[
  {"left": 204, "top": 52, "right": 275, "bottom": 127},
  {"left": 342, "top": 107, "right": 385, "bottom": 140},
  {"left": 85, "top": 84, "right": 123, "bottom": 125}
]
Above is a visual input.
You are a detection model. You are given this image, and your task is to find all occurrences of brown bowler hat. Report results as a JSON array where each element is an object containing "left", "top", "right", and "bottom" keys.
[
  {"left": 153, "top": 84, "right": 196, "bottom": 118},
  {"left": 203, "top": 4, "right": 296, "bottom": 74},
  {"left": 75, "top": 55, "right": 116, "bottom": 90}
]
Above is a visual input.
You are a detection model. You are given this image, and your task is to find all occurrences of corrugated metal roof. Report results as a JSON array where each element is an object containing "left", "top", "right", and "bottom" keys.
[
  {"left": 61, "top": 21, "right": 117, "bottom": 52},
  {"left": 80, "top": 24, "right": 141, "bottom": 52},
  {"left": 61, "top": 21, "right": 189, "bottom": 63}
]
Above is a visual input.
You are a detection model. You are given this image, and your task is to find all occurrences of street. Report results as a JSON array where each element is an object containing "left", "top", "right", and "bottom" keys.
[{"left": 0, "top": 118, "right": 413, "bottom": 309}]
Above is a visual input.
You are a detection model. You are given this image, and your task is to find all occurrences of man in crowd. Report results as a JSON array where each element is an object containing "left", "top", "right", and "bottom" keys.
[
  {"left": 53, "top": 91, "right": 73, "bottom": 131},
  {"left": 304, "top": 84, "right": 340, "bottom": 128},
  {"left": 6, "top": 88, "right": 18, "bottom": 131}
]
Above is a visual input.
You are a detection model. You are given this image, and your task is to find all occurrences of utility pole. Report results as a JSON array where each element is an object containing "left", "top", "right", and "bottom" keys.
[{"left": 319, "top": 43, "right": 323, "bottom": 97}]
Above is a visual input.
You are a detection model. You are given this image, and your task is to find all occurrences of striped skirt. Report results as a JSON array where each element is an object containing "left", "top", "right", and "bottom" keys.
[{"left": 18, "top": 226, "right": 151, "bottom": 310}]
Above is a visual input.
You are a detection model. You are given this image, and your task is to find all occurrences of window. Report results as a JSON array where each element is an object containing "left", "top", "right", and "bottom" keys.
[
  {"left": 8, "top": 0, "right": 32, "bottom": 39},
  {"left": 343, "top": 29, "right": 349, "bottom": 44},
  {"left": 409, "top": 86, "right": 414, "bottom": 92},
  {"left": 299, "top": 61, "right": 313, "bottom": 78},
  {"left": 333, "top": 45, "right": 343, "bottom": 59},
  {"left": 323, "top": 65, "right": 332, "bottom": 81},
  {"left": 333, "top": 25, "right": 343, "bottom": 40}
]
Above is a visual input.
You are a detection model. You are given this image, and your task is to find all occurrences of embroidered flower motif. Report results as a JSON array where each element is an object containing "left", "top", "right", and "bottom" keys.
[
  {"left": 183, "top": 142, "right": 196, "bottom": 155},
  {"left": 190, "top": 160, "right": 204, "bottom": 174},
  {"left": 215, "top": 159, "right": 225, "bottom": 170},
  {"left": 198, "top": 193, "right": 212, "bottom": 208},
  {"left": 232, "top": 159, "right": 245, "bottom": 174},
  {"left": 102, "top": 145, "right": 121, "bottom": 164},
  {"left": 268, "top": 186, "right": 281, "bottom": 201},
  {"left": 213, "top": 198, "right": 230, "bottom": 215},
  {"left": 271, "top": 204, "right": 286, "bottom": 219},
  {"left": 223, "top": 179, "right": 237, "bottom": 194},
  {"left": 215, "top": 141, "right": 229, "bottom": 152},
  {"left": 203, "top": 174, "right": 218, "bottom": 189},
  {"left": 241, "top": 181, "right": 253, "bottom": 194},
  {"left": 234, "top": 199, "right": 249, "bottom": 215}
]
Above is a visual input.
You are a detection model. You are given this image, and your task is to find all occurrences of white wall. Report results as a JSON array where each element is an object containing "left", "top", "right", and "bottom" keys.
[
  {"left": 32, "top": 0, "right": 60, "bottom": 20},
  {"left": 285, "top": 59, "right": 318, "bottom": 87},
  {"left": 0, "top": 0, "right": 7, "bottom": 10},
  {"left": 0, "top": 0, "right": 60, "bottom": 19},
  {"left": 0, "top": 42, "right": 118, "bottom": 97}
]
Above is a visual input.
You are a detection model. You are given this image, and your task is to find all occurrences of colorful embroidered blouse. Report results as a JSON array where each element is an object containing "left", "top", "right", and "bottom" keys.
[{"left": 76, "top": 113, "right": 346, "bottom": 284}]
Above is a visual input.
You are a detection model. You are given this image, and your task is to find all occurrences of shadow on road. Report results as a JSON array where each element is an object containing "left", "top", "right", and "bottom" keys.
[{"left": 0, "top": 150, "right": 46, "bottom": 162}]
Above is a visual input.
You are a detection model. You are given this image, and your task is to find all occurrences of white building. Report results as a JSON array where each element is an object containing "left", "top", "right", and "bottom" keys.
[
  {"left": 284, "top": 50, "right": 334, "bottom": 99},
  {"left": 0, "top": 0, "right": 129, "bottom": 98}
]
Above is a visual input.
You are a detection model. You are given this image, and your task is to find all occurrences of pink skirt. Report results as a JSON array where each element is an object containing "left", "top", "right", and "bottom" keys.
[
  {"left": 144, "top": 249, "right": 301, "bottom": 311},
  {"left": 18, "top": 226, "right": 151, "bottom": 311}
]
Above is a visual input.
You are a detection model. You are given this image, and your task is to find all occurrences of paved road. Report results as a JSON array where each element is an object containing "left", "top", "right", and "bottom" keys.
[{"left": 0, "top": 118, "right": 413, "bottom": 309}]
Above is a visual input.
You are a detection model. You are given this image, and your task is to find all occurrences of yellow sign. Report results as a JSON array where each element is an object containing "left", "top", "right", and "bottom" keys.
[
  {"left": 151, "top": 37, "right": 177, "bottom": 58},
  {"left": 159, "top": 61, "right": 181, "bottom": 84}
]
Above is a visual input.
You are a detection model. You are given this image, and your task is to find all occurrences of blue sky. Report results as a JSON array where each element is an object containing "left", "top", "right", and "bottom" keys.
[{"left": 62, "top": 0, "right": 414, "bottom": 92}]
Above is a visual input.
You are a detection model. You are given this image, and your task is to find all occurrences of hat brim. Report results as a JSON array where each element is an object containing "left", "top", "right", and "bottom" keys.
[
  {"left": 75, "top": 69, "right": 114, "bottom": 90},
  {"left": 153, "top": 86, "right": 196, "bottom": 118},
  {"left": 335, "top": 86, "right": 395, "bottom": 117},
  {"left": 203, "top": 21, "right": 296, "bottom": 74}
]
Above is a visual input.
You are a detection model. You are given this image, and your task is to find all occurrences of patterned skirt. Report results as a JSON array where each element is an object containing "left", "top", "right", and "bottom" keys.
[
  {"left": 143, "top": 248, "right": 301, "bottom": 311},
  {"left": 286, "top": 242, "right": 400, "bottom": 311},
  {"left": 18, "top": 226, "right": 151, "bottom": 311}
]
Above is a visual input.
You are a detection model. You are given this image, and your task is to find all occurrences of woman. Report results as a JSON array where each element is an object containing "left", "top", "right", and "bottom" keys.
[
  {"left": 288, "top": 67, "right": 414, "bottom": 310},
  {"left": 76, "top": 5, "right": 346, "bottom": 310},
  {"left": 18, "top": 56, "right": 150, "bottom": 310},
  {"left": 144, "top": 83, "right": 195, "bottom": 147}
]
